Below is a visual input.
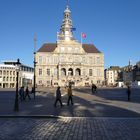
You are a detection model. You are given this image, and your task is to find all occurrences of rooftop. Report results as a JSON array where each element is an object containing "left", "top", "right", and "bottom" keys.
[{"left": 37, "top": 43, "right": 101, "bottom": 53}]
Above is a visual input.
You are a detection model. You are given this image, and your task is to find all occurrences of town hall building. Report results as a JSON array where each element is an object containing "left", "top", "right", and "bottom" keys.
[{"left": 36, "top": 5, "right": 104, "bottom": 87}]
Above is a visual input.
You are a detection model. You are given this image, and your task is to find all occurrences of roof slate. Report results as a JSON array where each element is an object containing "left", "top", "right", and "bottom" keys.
[
  {"left": 37, "top": 43, "right": 101, "bottom": 53},
  {"left": 37, "top": 43, "right": 57, "bottom": 52},
  {"left": 82, "top": 44, "right": 101, "bottom": 53}
]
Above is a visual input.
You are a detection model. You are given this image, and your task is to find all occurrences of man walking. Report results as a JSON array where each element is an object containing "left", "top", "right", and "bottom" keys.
[
  {"left": 25, "top": 86, "right": 31, "bottom": 100},
  {"left": 54, "top": 86, "right": 63, "bottom": 107},
  {"left": 92, "top": 83, "right": 97, "bottom": 94},
  {"left": 127, "top": 85, "right": 131, "bottom": 101},
  {"left": 67, "top": 85, "right": 73, "bottom": 105},
  {"left": 19, "top": 86, "right": 24, "bottom": 101}
]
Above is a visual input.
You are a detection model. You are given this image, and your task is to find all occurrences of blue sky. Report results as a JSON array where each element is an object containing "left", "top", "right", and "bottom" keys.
[{"left": 0, "top": 0, "right": 140, "bottom": 68}]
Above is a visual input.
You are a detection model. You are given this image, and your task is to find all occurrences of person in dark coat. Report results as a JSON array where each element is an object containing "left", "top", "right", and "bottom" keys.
[
  {"left": 54, "top": 86, "right": 63, "bottom": 107},
  {"left": 92, "top": 83, "right": 97, "bottom": 93},
  {"left": 127, "top": 85, "right": 131, "bottom": 101},
  {"left": 19, "top": 86, "right": 25, "bottom": 101},
  {"left": 25, "top": 86, "right": 31, "bottom": 100},
  {"left": 31, "top": 87, "right": 34, "bottom": 94}
]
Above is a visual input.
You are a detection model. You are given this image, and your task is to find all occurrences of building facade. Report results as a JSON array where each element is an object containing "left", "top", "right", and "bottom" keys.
[
  {"left": 0, "top": 64, "right": 16, "bottom": 88},
  {"left": 122, "top": 65, "right": 133, "bottom": 85},
  {"left": 133, "top": 61, "right": 140, "bottom": 81},
  {"left": 0, "top": 61, "right": 34, "bottom": 88},
  {"left": 36, "top": 5, "right": 104, "bottom": 87},
  {"left": 105, "top": 66, "right": 122, "bottom": 86}
]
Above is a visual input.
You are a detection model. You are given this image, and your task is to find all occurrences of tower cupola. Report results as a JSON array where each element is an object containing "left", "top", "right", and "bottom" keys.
[{"left": 57, "top": 5, "right": 74, "bottom": 41}]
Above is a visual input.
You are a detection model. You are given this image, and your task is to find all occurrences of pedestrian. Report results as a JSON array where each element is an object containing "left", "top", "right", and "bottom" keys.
[
  {"left": 67, "top": 85, "right": 73, "bottom": 105},
  {"left": 92, "top": 83, "right": 97, "bottom": 94},
  {"left": 25, "top": 86, "right": 31, "bottom": 100},
  {"left": 54, "top": 86, "right": 63, "bottom": 107},
  {"left": 19, "top": 86, "right": 25, "bottom": 101},
  {"left": 127, "top": 85, "right": 131, "bottom": 101},
  {"left": 31, "top": 87, "right": 34, "bottom": 94}
]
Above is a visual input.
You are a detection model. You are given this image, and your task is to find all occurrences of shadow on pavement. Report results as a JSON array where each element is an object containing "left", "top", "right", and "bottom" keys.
[
  {"left": 91, "top": 88, "right": 140, "bottom": 104},
  {"left": 0, "top": 89, "right": 140, "bottom": 117}
]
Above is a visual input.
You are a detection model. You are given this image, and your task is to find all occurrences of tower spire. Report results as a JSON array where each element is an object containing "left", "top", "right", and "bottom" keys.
[
  {"left": 57, "top": 3, "right": 75, "bottom": 41},
  {"left": 67, "top": 0, "right": 69, "bottom": 6}
]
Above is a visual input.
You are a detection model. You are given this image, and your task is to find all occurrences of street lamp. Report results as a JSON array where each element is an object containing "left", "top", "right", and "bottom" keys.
[
  {"left": 33, "top": 34, "right": 37, "bottom": 99},
  {"left": 33, "top": 52, "right": 37, "bottom": 99},
  {"left": 57, "top": 63, "right": 59, "bottom": 80},
  {"left": 51, "top": 75, "right": 53, "bottom": 87},
  {"left": 14, "top": 59, "right": 21, "bottom": 111}
]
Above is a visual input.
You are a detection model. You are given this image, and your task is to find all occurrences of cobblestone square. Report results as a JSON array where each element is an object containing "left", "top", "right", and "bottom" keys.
[{"left": 0, "top": 87, "right": 140, "bottom": 139}]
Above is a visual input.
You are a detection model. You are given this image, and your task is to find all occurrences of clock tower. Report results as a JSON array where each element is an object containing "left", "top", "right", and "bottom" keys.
[
  {"left": 36, "top": 3, "right": 104, "bottom": 87},
  {"left": 57, "top": 5, "right": 74, "bottom": 41}
]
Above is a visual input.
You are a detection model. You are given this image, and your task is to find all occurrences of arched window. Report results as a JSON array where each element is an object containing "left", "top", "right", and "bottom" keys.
[
  {"left": 68, "top": 68, "right": 73, "bottom": 76},
  {"left": 75, "top": 68, "right": 81, "bottom": 76},
  {"left": 61, "top": 68, "right": 66, "bottom": 76}
]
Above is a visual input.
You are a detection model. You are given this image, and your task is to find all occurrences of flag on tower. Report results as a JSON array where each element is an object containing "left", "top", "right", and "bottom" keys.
[
  {"left": 71, "top": 27, "right": 76, "bottom": 31},
  {"left": 81, "top": 32, "right": 86, "bottom": 45},
  {"left": 81, "top": 32, "right": 86, "bottom": 38}
]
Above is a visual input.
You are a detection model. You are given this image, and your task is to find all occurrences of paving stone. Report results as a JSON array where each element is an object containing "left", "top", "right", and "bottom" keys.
[{"left": 0, "top": 118, "right": 140, "bottom": 140}]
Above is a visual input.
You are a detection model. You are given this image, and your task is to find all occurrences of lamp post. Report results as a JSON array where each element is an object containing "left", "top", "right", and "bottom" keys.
[
  {"left": 33, "top": 34, "right": 37, "bottom": 99},
  {"left": 14, "top": 59, "right": 21, "bottom": 111},
  {"left": 33, "top": 52, "right": 37, "bottom": 99},
  {"left": 33, "top": 34, "right": 36, "bottom": 99},
  {"left": 57, "top": 63, "right": 59, "bottom": 80},
  {"left": 51, "top": 75, "right": 53, "bottom": 87}
]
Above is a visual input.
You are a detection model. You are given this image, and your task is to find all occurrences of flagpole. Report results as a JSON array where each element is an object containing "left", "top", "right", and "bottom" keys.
[
  {"left": 81, "top": 32, "right": 83, "bottom": 45},
  {"left": 57, "top": 32, "right": 59, "bottom": 41}
]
